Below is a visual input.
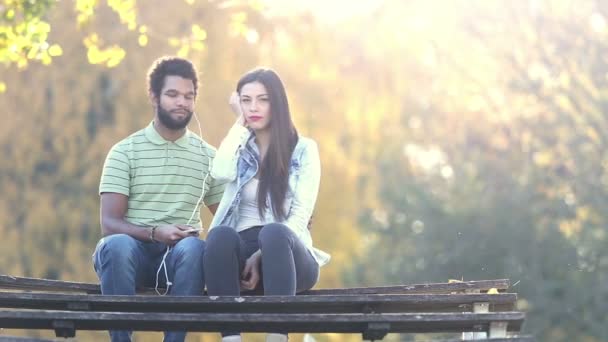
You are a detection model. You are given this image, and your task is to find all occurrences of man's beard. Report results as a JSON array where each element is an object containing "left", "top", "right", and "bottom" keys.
[{"left": 157, "top": 104, "right": 193, "bottom": 130}]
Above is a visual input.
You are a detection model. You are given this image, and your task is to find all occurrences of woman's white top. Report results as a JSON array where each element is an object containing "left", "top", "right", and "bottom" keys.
[{"left": 235, "top": 178, "right": 269, "bottom": 232}]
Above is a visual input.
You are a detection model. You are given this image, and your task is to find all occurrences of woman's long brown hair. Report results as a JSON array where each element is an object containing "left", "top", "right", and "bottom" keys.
[{"left": 236, "top": 68, "right": 298, "bottom": 220}]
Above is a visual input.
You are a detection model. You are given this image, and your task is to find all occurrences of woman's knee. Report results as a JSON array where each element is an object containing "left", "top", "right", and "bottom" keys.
[
  {"left": 205, "top": 226, "right": 240, "bottom": 253},
  {"left": 259, "top": 223, "right": 292, "bottom": 247}
]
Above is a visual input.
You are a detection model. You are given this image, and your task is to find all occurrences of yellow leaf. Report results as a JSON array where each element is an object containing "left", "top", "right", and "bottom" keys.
[
  {"left": 48, "top": 44, "right": 63, "bottom": 57},
  {"left": 232, "top": 12, "right": 247, "bottom": 22},
  {"left": 168, "top": 38, "right": 180, "bottom": 47},
  {"left": 17, "top": 58, "right": 28, "bottom": 69},
  {"left": 83, "top": 33, "right": 99, "bottom": 47},
  {"left": 576, "top": 206, "right": 590, "bottom": 220},
  {"left": 106, "top": 47, "right": 126, "bottom": 67},
  {"left": 0, "top": 82, "right": 6, "bottom": 93},
  {"left": 448, "top": 279, "right": 463, "bottom": 283},
  {"left": 177, "top": 45, "right": 189, "bottom": 58},
  {"left": 106, "top": 58, "right": 121, "bottom": 68},
  {"left": 27, "top": 45, "right": 40, "bottom": 59},
  {"left": 487, "top": 288, "right": 499, "bottom": 294},
  {"left": 533, "top": 151, "right": 552, "bottom": 167},
  {"left": 250, "top": 0, "right": 265, "bottom": 12},
  {"left": 41, "top": 54, "right": 52, "bottom": 65},
  {"left": 191, "top": 24, "right": 207, "bottom": 41},
  {"left": 559, "top": 220, "right": 580, "bottom": 238},
  {"left": 138, "top": 35, "right": 148, "bottom": 47},
  {"left": 191, "top": 41, "right": 205, "bottom": 51},
  {"left": 87, "top": 46, "right": 104, "bottom": 64}
]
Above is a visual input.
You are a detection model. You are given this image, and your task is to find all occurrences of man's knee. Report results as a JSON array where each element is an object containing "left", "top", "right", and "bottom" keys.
[
  {"left": 172, "top": 236, "right": 206, "bottom": 260},
  {"left": 97, "top": 234, "right": 139, "bottom": 262}
]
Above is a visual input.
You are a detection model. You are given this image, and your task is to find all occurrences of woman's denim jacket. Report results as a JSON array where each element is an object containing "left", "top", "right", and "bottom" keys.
[{"left": 210, "top": 122, "right": 330, "bottom": 267}]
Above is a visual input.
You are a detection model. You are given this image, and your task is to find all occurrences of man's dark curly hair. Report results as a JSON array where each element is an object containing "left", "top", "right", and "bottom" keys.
[{"left": 147, "top": 56, "right": 198, "bottom": 99}]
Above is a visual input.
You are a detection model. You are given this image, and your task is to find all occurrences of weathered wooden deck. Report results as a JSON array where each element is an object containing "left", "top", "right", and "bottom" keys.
[{"left": 0, "top": 275, "right": 533, "bottom": 341}]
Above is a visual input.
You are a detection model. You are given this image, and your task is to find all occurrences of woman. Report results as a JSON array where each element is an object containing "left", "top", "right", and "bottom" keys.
[{"left": 204, "top": 68, "right": 330, "bottom": 342}]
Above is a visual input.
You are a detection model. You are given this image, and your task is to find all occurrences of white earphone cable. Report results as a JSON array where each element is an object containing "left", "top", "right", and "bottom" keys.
[{"left": 155, "top": 111, "right": 212, "bottom": 296}]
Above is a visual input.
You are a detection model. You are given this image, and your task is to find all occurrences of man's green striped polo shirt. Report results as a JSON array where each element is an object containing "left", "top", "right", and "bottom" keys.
[{"left": 99, "top": 121, "right": 227, "bottom": 228}]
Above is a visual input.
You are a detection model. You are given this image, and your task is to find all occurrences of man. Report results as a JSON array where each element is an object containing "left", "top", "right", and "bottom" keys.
[{"left": 92, "top": 56, "right": 225, "bottom": 342}]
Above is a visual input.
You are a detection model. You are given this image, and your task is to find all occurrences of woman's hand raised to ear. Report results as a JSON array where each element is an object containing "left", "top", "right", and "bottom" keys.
[{"left": 229, "top": 91, "right": 247, "bottom": 127}]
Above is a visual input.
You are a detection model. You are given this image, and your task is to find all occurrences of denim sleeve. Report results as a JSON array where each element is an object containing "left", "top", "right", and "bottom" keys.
[
  {"left": 210, "top": 121, "right": 250, "bottom": 182},
  {"left": 284, "top": 139, "right": 321, "bottom": 240}
]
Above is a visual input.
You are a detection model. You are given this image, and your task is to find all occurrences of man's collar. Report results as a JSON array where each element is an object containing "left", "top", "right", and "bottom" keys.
[{"left": 144, "top": 121, "right": 191, "bottom": 149}]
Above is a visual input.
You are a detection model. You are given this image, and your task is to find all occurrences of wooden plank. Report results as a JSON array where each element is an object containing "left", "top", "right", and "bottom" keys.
[
  {"left": 0, "top": 310, "right": 525, "bottom": 335},
  {"left": 0, "top": 292, "right": 517, "bottom": 313},
  {"left": 433, "top": 338, "right": 535, "bottom": 342},
  {"left": 300, "top": 279, "right": 510, "bottom": 295},
  {"left": 0, "top": 337, "right": 57, "bottom": 342},
  {"left": 0, "top": 275, "right": 99, "bottom": 294},
  {"left": 0, "top": 275, "right": 510, "bottom": 295},
  {"left": 0, "top": 336, "right": 537, "bottom": 342}
]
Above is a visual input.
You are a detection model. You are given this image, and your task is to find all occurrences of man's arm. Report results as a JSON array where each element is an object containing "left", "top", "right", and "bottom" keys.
[
  {"left": 100, "top": 192, "right": 193, "bottom": 245},
  {"left": 207, "top": 203, "right": 219, "bottom": 215},
  {"left": 100, "top": 192, "right": 151, "bottom": 240}
]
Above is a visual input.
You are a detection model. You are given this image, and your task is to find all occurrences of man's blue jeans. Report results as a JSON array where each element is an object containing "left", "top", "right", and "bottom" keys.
[{"left": 92, "top": 234, "right": 206, "bottom": 342}]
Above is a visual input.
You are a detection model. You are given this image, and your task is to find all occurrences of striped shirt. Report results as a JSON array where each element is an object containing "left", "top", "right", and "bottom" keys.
[{"left": 99, "top": 121, "right": 226, "bottom": 228}]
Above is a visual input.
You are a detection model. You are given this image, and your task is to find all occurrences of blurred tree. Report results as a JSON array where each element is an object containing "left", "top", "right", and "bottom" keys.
[
  {"left": 2, "top": 0, "right": 608, "bottom": 341},
  {"left": 347, "top": 0, "right": 608, "bottom": 341},
  {"left": 0, "top": 0, "right": 263, "bottom": 92},
  {"left": 0, "top": 1, "right": 268, "bottom": 340},
  {"left": 0, "top": 0, "right": 60, "bottom": 70}
]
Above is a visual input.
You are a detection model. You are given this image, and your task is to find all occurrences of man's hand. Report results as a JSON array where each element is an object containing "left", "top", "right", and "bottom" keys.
[
  {"left": 100, "top": 194, "right": 202, "bottom": 244},
  {"left": 240, "top": 250, "right": 261, "bottom": 291},
  {"left": 154, "top": 224, "right": 196, "bottom": 246}
]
